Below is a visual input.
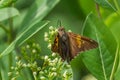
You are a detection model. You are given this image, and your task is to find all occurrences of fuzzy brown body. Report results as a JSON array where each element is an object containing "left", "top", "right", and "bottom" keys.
[{"left": 51, "top": 27, "right": 98, "bottom": 63}]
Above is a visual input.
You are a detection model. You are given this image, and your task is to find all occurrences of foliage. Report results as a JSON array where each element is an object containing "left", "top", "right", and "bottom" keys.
[{"left": 0, "top": 0, "right": 120, "bottom": 80}]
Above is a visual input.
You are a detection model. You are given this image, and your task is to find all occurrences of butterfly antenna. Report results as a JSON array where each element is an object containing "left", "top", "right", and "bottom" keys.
[{"left": 57, "top": 20, "right": 62, "bottom": 27}]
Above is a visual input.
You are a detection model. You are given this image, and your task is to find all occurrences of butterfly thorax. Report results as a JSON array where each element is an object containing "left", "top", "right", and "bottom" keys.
[{"left": 58, "top": 27, "right": 72, "bottom": 62}]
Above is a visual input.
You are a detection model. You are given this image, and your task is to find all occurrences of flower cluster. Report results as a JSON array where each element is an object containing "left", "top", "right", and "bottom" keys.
[
  {"left": 44, "top": 26, "right": 57, "bottom": 49},
  {"left": 39, "top": 53, "right": 72, "bottom": 80},
  {"left": 8, "top": 42, "right": 41, "bottom": 80},
  {"left": 8, "top": 26, "right": 72, "bottom": 80}
]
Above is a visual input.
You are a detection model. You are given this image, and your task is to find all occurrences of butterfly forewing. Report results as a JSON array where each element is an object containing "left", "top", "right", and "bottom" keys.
[{"left": 67, "top": 32, "right": 98, "bottom": 59}]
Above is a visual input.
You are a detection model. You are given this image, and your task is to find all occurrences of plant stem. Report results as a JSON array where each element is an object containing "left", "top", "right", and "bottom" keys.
[
  {"left": 8, "top": 6, "right": 14, "bottom": 80},
  {"left": 0, "top": 23, "right": 9, "bottom": 33},
  {"left": 19, "top": 71, "right": 27, "bottom": 80},
  {"left": 113, "top": 0, "right": 120, "bottom": 11},
  {"left": 110, "top": 45, "right": 119, "bottom": 80},
  {"left": 8, "top": 17, "right": 14, "bottom": 43},
  {"left": 8, "top": 17, "right": 13, "bottom": 80},
  {"left": 95, "top": 3, "right": 101, "bottom": 18}
]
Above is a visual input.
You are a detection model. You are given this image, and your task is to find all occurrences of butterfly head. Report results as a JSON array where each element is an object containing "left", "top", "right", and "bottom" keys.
[{"left": 58, "top": 27, "right": 66, "bottom": 37}]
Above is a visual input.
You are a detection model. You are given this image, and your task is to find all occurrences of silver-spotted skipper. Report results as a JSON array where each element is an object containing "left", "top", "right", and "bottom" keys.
[{"left": 51, "top": 27, "right": 98, "bottom": 63}]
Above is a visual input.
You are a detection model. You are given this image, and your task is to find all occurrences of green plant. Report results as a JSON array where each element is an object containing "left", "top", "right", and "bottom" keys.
[
  {"left": 8, "top": 40, "right": 72, "bottom": 80},
  {"left": 0, "top": 0, "right": 120, "bottom": 80}
]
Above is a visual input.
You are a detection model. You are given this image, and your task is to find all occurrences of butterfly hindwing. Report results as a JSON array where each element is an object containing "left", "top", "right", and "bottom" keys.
[
  {"left": 51, "top": 34, "right": 59, "bottom": 53},
  {"left": 51, "top": 34, "right": 67, "bottom": 60}
]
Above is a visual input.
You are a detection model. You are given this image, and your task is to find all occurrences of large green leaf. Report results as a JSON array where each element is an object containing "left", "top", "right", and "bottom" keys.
[
  {"left": 71, "top": 13, "right": 118, "bottom": 80},
  {"left": 82, "top": 13, "right": 117, "bottom": 80},
  {"left": 105, "top": 12, "right": 120, "bottom": 43},
  {"left": 0, "top": 21, "right": 49, "bottom": 58},
  {"left": 94, "top": 0, "right": 116, "bottom": 11},
  {"left": 115, "top": 49, "right": 120, "bottom": 80},
  {"left": 20, "top": 0, "right": 59, "bottom": 31},
  {"left": 105, "top": 12, "right": 120, "bottom": 80},
  {"left": 0, "top": 7, "right": 19, "bottom": 21},
  {"left": 78, "top": 0, "right": 96, "bottom": 15}
]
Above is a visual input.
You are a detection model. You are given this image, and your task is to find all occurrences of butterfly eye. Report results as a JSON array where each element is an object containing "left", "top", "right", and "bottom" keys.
[{"left": 61, "top": 28, "right": 64, "bottom": 31}]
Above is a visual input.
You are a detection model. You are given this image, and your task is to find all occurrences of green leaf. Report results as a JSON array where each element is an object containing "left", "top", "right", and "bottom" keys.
[
  {"left": 78, "top": 0, "right": 96, "bottom": 15},
  {"left": 0, "top": 0, "right": 17, "bottom": 8},
  {"left": 71, "top": 55, "right": 87, "bottom": 80},
  {"left": 0, "top": 72, "right": 2, "bottom": 80},
  {"left": 0, "top": 21, "right": 49, "bottom": 58},
  {"left": 115, "top": 49, "right": 120, "bottom": 80},
  {"left": 81, "top": 13, "right": 117, "bottom": 80},
  {"left": 71, "top": 13, "right": 118, "bottom": 80},
  {"left": 0, "top": 56, "right": 9, "bottom": 80},
  {"left": 20, "top": 0, "right": 59, "bottom": 30},
  {"left": 105, "top": 13, "right": 120, "bottom": 80},
  {"left": 0, "top": 7, "right": 19, "bottom": 21},
  {"left": 105, "top": 12, "right": 120, "bottom": 43},
  {"left": 94, "top": 0, "right": 116, "bottom": 11}
]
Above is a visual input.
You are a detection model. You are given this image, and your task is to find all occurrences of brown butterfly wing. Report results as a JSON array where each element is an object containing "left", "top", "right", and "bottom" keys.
[
  {"left": 51, "top": 34, "right": 64, "bottom": 59},
  {"left": 51, "top": 33, "right": 70, "bottom": 61},
  {"left": 67, "top": 32, "right": 98, "bottom": 59},
  {"left": 51, "top": 34, "right": 59, "bottom": 53}
]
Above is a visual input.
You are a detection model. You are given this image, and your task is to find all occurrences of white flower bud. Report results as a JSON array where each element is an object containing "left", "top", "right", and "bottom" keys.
[
  {"left": 33, "top": 72, "right": 37, "bottom": 76},
  {"left": 44, "top": 37, "right": 49, "bottom": 41},
  {"left": 66, "top": 64, "right": 71, "bottom": 68},
  {"left": 32, "top": 49, "right": 36, "bottom": 53},
  {"left": 26, "top": 45, "right": 30, "bottom": 48},
  {"left": 47, "top": 44, "right": 51, "bottom": 49},
  {"left": 51, "top": 67, "right": 56, "bottom": 71},
  {"left": 55, "top": 29, "right": 58, "bottom": 33},
  {"left": 40, "top": 76, "right": 45, "bottom": 80},
  {"left": 49, "top": 61, "right": 55, "bottom": 66},
  {"left": 23, "top": 64, "right": 27, "bottom": 67},
  {"left": 27, "top": 63, "right": 31, "bottom": 67},
  {"left": 44, "top": 55, "right": 48, "bottom": 60},
  {"left": 11, "top": 66, "right": 14, "bottom": 70},
  {"left": 44, "top": 32, "right": 48, "bottom": 38},
  {"left": 53, "top": 58, "right": 58, "bottom": 63},
  {"left": 53, "top": 72, "right": 57, "bottom": 76},
  {"left": 49, "top": 26, "right": 54, "bottom": 30},
  {"left": 63, "top": 71, "right": 67, "bottom": 77},
  {"left": 16, "top": 71, "right": 19, "bottom": 75},
  {"left": 50, "top": 72, "right": 57, "bottom": 77},
  {"left": 52, "top": 52, "right": 56, "bottom": 57},
  {"left": 8, "top": 72, "right": 12, "bottom": 76},
  {"left": 49, "top": 31, "right": 55, "bottom": 35},
  {"left": 68, "top": 30, "right": 72, "bottom": 32},
  {"left": 11, "top": 77, "right": 16, "bottom": 80}
]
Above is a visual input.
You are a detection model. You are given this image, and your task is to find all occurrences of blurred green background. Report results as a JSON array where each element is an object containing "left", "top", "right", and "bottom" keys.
[{"left": 0, "top": 0, "right": 120, "bottom": 80}]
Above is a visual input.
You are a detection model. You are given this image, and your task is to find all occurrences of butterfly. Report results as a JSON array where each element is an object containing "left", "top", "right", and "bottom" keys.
[{"left": 51, "top": 27, "right": 98, "bottom": 63}]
